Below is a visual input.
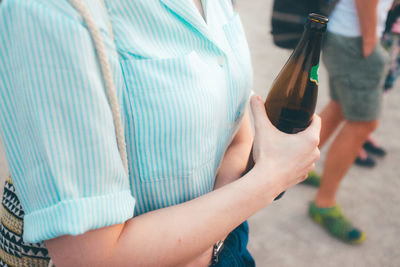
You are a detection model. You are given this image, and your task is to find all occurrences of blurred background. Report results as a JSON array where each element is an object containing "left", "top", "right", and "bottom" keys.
[
  {"left": 0, "top": 1, "right": 399, "bottom": 266},
  {"left": 237, "top": 1, "right": 400, "bottom": 267}
]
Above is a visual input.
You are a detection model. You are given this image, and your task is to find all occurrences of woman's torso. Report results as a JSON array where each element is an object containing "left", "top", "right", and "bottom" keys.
[
  {"left": 0, "top": 0, "right": 253, "bottom": 264},
  {"left": 0, "top": 0, "right": 253, "bottom": 216},
  {"left": 104, "top": 0, "right": 253, "bottom": 215}
]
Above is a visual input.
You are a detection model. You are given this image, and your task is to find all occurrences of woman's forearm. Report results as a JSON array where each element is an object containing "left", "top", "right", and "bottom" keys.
[
  {"left": 47, "top": 165, "right": 278, "bottom": 267},
  {"left": 115, "top": 165, "right": 276, "bottom": 266}
]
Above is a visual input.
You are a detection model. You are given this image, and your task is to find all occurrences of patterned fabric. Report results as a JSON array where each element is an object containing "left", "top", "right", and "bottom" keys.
[
  {"left": 0, "top": 178, "right": 50, "bottom": 266},
  {"left": 0, "top": 0, "right": 252, "bottom": 245}
]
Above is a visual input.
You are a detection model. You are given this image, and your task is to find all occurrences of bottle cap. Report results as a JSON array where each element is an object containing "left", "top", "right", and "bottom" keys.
[
  {"left": 308, "top": 13, "right": 329, "bottom": 24},
  {"left": 307, "top": 13, "right": 328, "bottom": 32}
]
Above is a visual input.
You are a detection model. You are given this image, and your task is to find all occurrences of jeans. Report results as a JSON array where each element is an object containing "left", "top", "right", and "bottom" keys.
[{"left": 214, "top": 221, "right": 255, "bottom": 267}]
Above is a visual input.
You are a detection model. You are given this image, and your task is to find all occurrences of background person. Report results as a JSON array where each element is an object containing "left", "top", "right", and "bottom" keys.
[
  {"left": 355, "top": 2, "right": 400, "bottom": 167},
  {"left": 307, "top": 0, "right": 393, "bottom": 244}
]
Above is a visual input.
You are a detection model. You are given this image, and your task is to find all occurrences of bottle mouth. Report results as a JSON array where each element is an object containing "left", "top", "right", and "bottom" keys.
[{"left": 308, "top": 13, "right": 329, "bottom": 24}]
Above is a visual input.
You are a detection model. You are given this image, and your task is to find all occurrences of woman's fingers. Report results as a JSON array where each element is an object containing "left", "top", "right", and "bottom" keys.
[
  {"left": 309, "top": 114, "right": 321, "bottom": 139},
  {"left": 298, "top": 114, "right": 321, "bottom": 146},
  {"left": 250, "top": 94, "right": 266, "bottom": 134},
  {"left": 250, "top": 95, "right": 273, "bottom": 134}
]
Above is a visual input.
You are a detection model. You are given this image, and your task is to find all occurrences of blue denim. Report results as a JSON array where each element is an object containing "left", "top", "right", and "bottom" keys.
[{"left": 214, "top": 221, "right": 255, "bottom": 267}]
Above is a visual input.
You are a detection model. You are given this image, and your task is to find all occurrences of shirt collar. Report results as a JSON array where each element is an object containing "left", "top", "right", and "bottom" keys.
[{"left": 159, "top": 0, "right": 226, "bottom": 53}]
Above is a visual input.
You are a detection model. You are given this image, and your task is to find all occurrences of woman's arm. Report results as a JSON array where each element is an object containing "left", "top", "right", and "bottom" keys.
[
  {"left": 186, "top": 109, "right": 253, "bottom": 265},
  {"left": 46, "top": 96, "right": 321, "bottom": 267},
  {"left": 355, "top": 0, "right": 379, "bottom": 57},
  {"left": 214, "top": 109, "right": 253, "bottom": 189}
]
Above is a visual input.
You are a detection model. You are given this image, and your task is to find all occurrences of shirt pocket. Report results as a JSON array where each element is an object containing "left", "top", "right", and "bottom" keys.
[{"left": 121, "top": 51, "right": 220, "bottom": 183}]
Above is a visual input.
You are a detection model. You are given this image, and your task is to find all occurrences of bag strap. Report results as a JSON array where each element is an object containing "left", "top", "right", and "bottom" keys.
[
  {"left": 48, "top": 2, "right": 128, "bottom": 266},
  {"left": 68, "top": 0, "right": 129, "bottom": 175}
]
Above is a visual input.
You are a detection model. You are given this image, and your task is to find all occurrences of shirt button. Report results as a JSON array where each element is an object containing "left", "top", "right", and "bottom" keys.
[{"left": 217, "top": 56, "right": 226, "bottom": 67}]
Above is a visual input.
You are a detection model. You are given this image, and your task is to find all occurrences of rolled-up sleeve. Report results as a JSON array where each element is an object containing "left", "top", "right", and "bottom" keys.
[{"left": 0, "top": 0, "right": 135, "bottom": 243}]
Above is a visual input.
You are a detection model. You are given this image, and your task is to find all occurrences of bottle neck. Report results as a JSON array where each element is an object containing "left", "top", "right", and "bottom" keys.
[{"left": 292, "top": 27, "right": 323, "bottom": 67}]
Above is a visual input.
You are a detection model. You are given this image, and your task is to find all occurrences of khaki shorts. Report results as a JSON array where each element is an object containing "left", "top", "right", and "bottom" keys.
[{"left": 322, "top": 32, "right": 389, "bottom": 121}]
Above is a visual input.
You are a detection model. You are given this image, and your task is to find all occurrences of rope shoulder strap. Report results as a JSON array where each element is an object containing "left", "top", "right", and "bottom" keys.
[
  {"left": 68, "top": 0, "right": 129, "bottom": 174},
  {"left": 48, "top": 1, "right": 128, "bottom": 266}
]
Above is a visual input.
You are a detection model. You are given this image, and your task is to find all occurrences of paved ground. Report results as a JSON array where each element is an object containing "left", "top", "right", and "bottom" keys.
[{"left": 0, "top": 1, "right": 399, "bottom": 266}]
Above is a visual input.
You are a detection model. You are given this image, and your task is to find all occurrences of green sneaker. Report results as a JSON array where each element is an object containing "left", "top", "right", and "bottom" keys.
[
  {"left": 301, "top": 171, "right": 321, "bottom": 187},
  {"left": 308, "top": 202, "right": 366, "bottom": 244}
]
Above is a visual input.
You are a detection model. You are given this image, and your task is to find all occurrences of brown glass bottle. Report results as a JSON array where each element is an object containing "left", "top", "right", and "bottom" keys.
[{"left": 246, "top": 14, "right": 328, "bottom": 200}]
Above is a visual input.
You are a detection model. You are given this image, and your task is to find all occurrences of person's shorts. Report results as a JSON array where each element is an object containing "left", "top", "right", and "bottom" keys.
[{"left": 322, "top": 32, "right": 389, "bottom": 121}]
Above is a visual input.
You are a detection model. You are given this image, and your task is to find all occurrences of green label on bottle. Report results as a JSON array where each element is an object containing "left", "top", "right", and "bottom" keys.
[{"left": 310, "top": 64, "right": 319, "bottom": 85}]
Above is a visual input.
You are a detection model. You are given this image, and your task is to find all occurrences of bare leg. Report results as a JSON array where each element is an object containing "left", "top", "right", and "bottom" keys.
[
  {"left": 315, "top": 120, "right": 378, "bottom": 207},
  {"left": 319, "top": 101, "right": 344, "bottom": 148}
]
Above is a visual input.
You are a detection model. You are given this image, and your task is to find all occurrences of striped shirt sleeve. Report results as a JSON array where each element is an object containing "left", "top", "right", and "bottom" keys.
[{"left": 0, "top": 0, "right": 135, "bottom": 243}]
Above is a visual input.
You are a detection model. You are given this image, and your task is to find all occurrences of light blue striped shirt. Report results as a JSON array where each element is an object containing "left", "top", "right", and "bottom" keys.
[{"left": 0, "top": 0, "right": 252, "bottom": 243}]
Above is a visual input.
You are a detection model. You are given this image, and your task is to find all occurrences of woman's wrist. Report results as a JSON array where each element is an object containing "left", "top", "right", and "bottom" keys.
[{"left": 244, "top": 162, "right": 284, "bottom": 203}]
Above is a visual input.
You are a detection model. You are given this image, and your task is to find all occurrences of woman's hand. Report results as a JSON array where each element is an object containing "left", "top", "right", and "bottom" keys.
[{"left": 250, "top": 95, "right": 321, "bottom": 194}]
